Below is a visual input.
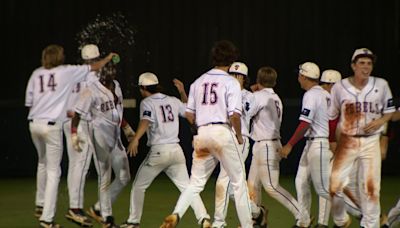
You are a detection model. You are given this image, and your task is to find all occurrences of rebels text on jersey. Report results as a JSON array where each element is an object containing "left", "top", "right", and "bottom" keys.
[{"left": 329, "top": 76, "right": 395, "bottom": 136}]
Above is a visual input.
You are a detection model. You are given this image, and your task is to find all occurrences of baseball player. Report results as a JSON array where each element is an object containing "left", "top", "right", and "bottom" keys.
[
  {"left": 280, "top": 62, "right": 333, "bottom": 228},
  {"left": 160, "top": 40, "right": 260, "bottom": 228},
  {"left": 213, "top": 62, "right": 266, "bottom": 228},
  {"left": 328, "top": 48, "right": 395, "bottom": 228},
  {"left": 25, "top": 44, "right": 116, "bottom": 228},
  {"left": 249, "top": 66, "right": 306, "bottom": 227},
  {"left": 71, "top": 60, "right": 124, "bottom": 228},
  {"left": 121, "top": 73, "right": 210, "bottom": 228}
]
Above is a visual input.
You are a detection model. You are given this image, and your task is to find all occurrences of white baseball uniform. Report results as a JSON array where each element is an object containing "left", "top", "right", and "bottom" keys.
[
  {"left": 295, "top": 85, "right": 332, "bottom": 226},
  {"left": 75, "top": 79, "right": 124, "bottom": 219},
  {"left": 171, "top": 68, "right": 253, "bottom": 228},
  {"left": 126, "top": 93, "right": 209, "bottom": 225},
  {"left": 63, "top": 72, "right": 98, "bottom": 209},
  {"left": 247, "top": 87, "right": 307, "bottom": 224},
  {"left": 384, "top": 198, "right": 400, "bottom": 227},
  {"left": 329, "top": 76, "right": 395, "bottom": 227},
  {"left": 213, "top": 89, "right": 256, "bottom": 228},
  {"left": 25, "top": 64, "right": 90, "bottom": 223}
]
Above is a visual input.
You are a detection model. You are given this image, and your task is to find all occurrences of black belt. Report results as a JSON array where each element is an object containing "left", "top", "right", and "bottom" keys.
[
  {"left": 28, "top": 119, "right": 56, "bottom": 125},
  {"left": 352, "top": 134, "right": 376, "bottom": 138},
  {"left": 256, "top": 138, "right": 278, "bottom": 142},
  {"left": 199, "top": 122, "right": 226, "bottom": 127},
  {"left": 305, "top": 137, "right": 328, "bottom": 141}
]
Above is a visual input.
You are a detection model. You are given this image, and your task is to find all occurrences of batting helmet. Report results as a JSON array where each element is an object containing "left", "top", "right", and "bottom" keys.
[
  {"left": 81, "top": 44, "right": 100, "bottom": 60},
  {"left": 229, "top": 62, "right": 248, "bottom": 76},
  {"left": 320, "top": 70, "right": 342, "bottom": 83},
  {"left": 138, "top": 72, "right": 159, "bottom": 86},
  {"left": 299, "top": 62, "right": 320, "bottom": 79}
]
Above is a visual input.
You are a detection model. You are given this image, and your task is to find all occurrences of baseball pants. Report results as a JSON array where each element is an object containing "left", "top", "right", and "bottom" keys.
[
  {"left": 385, "top": 198, "right": 400, "bottom": 227},
  {"left": 29, "top": 120, "right": 63, "bottom": 223},
  {"left": 172, "top": 124, "right": 253, "bottom": 228},
  {"left": 63, "top": 120, "right": 93, "bottom": 209},
  {"left": 127, "top": 143, "right": 209, "bottom": 225},
  {"left": 213, "top": 137, "right": 250, "bottom": 228},
  {"left": 330, "top": 134, "right": 381, "bottom": 228}
]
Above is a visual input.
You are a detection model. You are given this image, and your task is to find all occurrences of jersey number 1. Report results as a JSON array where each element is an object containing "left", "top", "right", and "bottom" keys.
[{"left": 39, "top": 74, "right": 57, "bottom": 93}]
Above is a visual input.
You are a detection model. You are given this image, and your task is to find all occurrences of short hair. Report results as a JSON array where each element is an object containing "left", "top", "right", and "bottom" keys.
[
  {"left": 210, "top": 40, "right": 239, "bottom": 67},
  {"left": 140, "top": 84, "right": 163, "bottom": 94},
  {"left": 257, "top": 66, "right": 277, "bottom": 88},
  {"left": 41, "top": 44, "right": 64, "bottom": 69}
]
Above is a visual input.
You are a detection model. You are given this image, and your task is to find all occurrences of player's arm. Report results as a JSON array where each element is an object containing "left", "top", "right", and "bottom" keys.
[
  {"left": 127, "top": 119, "right": 150, "bottom": 157},
  {"left": 279, "top": 120, "right": 310, "bottom": 158},
  {"left": 229, "top": 112, "right": 243, "bottom": 144},
  {"left": 173, "top": 78, "right": 188, "bottom": 103},
  {"left": 391, "top": 110, "right": 400, "bottom": 121},
  {"left": 363, "top": 112, "right": 393, "bottom": 134},
  {"left": 89, "top": 53, "right": 118, "bottom": 72},
  {"left": 121, "top": 118, "right": 135, "bottom": 142}
]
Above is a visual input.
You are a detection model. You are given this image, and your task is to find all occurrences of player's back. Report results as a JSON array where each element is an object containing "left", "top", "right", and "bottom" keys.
[
  {"left": 26, "top": 65, "right": 90, "bottom": 121},
  {"left": 188, "top": 69, "right": 242, "bottom": 126},
  {"left": 141, "top": 93, "right": 185, "bottom": 146}
]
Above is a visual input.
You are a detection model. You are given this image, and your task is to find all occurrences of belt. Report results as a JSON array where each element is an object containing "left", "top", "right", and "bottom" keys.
[
  {"left": 352, "top": 134, "right": 377, "bottom": 138},
  {"left": 199, "top": 122, "right": 227, "bottom": 127},
  {"left": 256, "top": 138, "right": 278, "bottom": 142},
  {"left": 28, "top": 119, "right": 56, "bottom": 125},
  {"left": 305, "top": 137, "right": 328, "bottom": 141}
]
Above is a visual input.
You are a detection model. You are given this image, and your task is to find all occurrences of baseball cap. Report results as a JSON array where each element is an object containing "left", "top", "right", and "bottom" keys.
[
  {"left": 81, "top": 44, "right": 100, "bottom": 60},
  {"left": 138, "top": 72, "right": 159, "bottom": 86},
  {"left": 351, "top": 48, "right": 376, "bottom": 63},
  {"left": 320, "top": 69, "right": 342, "bottom": 83},
  {"left": 299, "top": 62, "right": 320, "bottom": 79},
  {"left": 229, "top": 62, "right": 248, "bottom": 76}
]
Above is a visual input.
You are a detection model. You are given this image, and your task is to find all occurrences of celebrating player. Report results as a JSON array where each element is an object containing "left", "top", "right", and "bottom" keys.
[
  {"left": 328, "top": 48, "right": 395, "bottom": 228},
  {"left": 71, "top": 60, "right": 124, "bottom": 228},
  {"left": 160, "top": 40, "right": 260, "bottom": 228},
  {"left": 25, "top": 44, "right": 117, "bottom": 228},
  {"left": 121, "top": 73, "right": 210, "bottom": 228}
]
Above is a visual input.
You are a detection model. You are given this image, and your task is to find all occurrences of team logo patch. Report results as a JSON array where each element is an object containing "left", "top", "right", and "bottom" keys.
[
  {"left": 143, "top": 110, "right": 152, "bottom": 117},
  {"left": 387, "top": 98, "right": 394, "bottom": 107},
  {"left": 301, "top": 108, "right": 311, "bottom": 116}
]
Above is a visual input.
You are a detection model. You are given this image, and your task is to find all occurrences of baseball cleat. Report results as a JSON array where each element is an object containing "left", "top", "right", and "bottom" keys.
[
  {"left": 252, "top": 205, "right": 268, "bottom": 228},
  {"left": 34, "top": 206, "right": 43, "bottom": 219},
  {"left": 160, "top": 213, "right": 180, "bottom": 228},
  {"left": 102, "top": 216, "right": 119, "bottom": 228},
  {"left": 86, "top": 205, "right": 104, "bottom": 223},
  {"left": 39, "top": 220, "right": 62, "bottom": 228},
  {"left": 333, "top": 217, "right": 351, "bottom": 228},
  {"left": 65, "top": 209, "right": 93, "bottom": 227},
  {"left": 201, "top": 218, "right": 212, "bottom": 228},
  {"left": 120, "top": 222, "right": 140, "bottom": 228}
]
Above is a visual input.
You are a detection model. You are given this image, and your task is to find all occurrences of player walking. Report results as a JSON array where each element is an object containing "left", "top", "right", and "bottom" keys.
[
  {"left": 121, "top": 73, "right": 210, "bottom": 228},
  {"left": 328, "top": 48, "right": 395, "bottom": 228},
  {"left": 160, "top": 40, "right": 257, "bottom": 228},
  {"left": 25, "top": 44, "right": 116, "bottom": 228},
  {"left": 71, "top": 60, "right": 124, "bottom": 228}
]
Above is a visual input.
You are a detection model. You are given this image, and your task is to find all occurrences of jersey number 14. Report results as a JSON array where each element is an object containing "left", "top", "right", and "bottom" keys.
[{"left": 38, "top": 74, "right": 57, "bottom": 93}]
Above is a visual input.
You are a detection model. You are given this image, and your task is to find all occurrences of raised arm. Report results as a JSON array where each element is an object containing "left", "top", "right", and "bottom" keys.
[
  {"left": 173, "top": 78, "right": 188, "bottom": 103},
  {"left": 89, "top": 53, "right": 118, "bottom": 72}
]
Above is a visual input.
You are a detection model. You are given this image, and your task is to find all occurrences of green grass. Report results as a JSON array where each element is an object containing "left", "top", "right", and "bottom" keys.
[{"left": 0, "top": 175, "right": 399, "bottom": 227}]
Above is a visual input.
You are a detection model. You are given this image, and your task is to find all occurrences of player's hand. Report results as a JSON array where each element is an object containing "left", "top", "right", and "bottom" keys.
[
  {"left": 66, "top": 110, "right": 75, "bottom": 118},
  {"left": 71, "top": 133, "right": 84, "bottom": 152},
  {"left": 250, "top": 84, "right": 261, "bottom": 92},
  {"left": 363, "top": 118, "right": 384, "bottom": 133},
  {"left": 329, "top": 142, "right": 337, "bottom": 155},
  {"left": 173, "top": 78, "right": 185, "bottom": 93},
  {"left": 279, "top": 144, "right": 292, "bottom": 159},
  {"left": 127, "top": 138, "right": 139, "bottom": 157},
  {"left": 236, "top": 135, "right": 244, "bottom": 144},
  {"left": 122, "top": 124, "right": 135, "bottom": 142}
]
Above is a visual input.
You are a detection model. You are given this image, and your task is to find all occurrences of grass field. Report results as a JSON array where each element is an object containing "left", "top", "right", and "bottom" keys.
[{"left": 0, "top": 175, "right": 398, "bottom": 227}]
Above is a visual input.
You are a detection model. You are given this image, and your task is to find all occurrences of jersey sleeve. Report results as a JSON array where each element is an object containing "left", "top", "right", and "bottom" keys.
[
  {"left": 381, "top": 79, "right": 395, "bottom": 114},
  {"left": 140, "top": 99, "right": 155, "bottom": 122},
  {"left": 25, "top": 73, "right": 35, "bottom": 107},
  {"left": 186, "top": 83, "right": 196, "bottom": 113},
  {"left": 74, "top": 87, "right": 93, "bottom": 116},
  {"left": 226, "top": 79, "right": 242, "bottom": 116},
  {"left": 243, "top": 91, "right": 257, "bottom": 118},
  {"left": 66, "top": 64, "right": 90, "bottom": 84},
  {"left": 299, "top": 91, "right": 316, "bottom": 123},
  {"left": 176, "top": 98, "right": 186, "bottom": 117},
  {"left": 328, "top": 83, "right": 341, "bottom": 120}
]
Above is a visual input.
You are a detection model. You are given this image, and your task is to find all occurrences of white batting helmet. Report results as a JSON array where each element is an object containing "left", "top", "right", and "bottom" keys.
[
  {"left": 320, "top": 70, "right": 342, "bottom": 83},
  {"left": 351, "top": 48, "right": 375, "bottom": 63},
  {"left": 81, "top": 44, "right": 100, "bottom": 60},
  {"left": 138, "top": 72, "right": 159, "bottom": 86},
  {"left": 299, "top": 62, "right": 320, "bottom": 79},
  {"left": 229, "top": 62, "right": 248, "bottom": 76}
]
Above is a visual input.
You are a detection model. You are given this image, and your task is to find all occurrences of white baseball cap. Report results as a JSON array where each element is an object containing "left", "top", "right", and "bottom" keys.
[
  {"left": 229, "top": 62, "right": 248, "bottom": 76},
  {"left": 351, "top": 48, "right": 375, "bottom": 62},
  {"left": 320, "top": 69, "right": 342, "bottom": 83},
  {"left": 81, "top": 44, "right": 100, "bottom": 60},
  {"left": 138, "top": 72, "right": 159, "bottom": 86},
  {"left": 299, "top": 62, "right": 320, "bottom": 79}
]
